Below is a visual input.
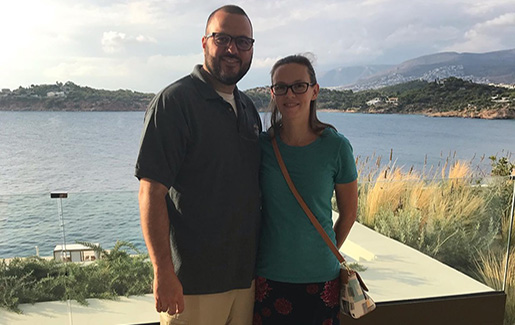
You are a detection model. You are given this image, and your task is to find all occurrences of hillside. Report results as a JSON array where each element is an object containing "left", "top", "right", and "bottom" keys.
[
  {"left": 323, "top": 48, "right": 515, "bottom": 91},
  {"left": 0, "top": 81, "right": 153, "bottom": 111},
  {"left": 245, "top": 77, "right": 515, "bottom": 119},
  {"left": 2, "top": 78, "right": 514, "bottom": 119}
]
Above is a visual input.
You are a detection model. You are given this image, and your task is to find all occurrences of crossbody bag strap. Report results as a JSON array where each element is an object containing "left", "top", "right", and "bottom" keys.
[{"left": 271, "top": 136, "right": 345, "bottom": 264}]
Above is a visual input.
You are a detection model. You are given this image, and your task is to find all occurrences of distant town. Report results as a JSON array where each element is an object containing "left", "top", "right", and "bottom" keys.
[{"left": 245, "top": 77, "right": 515, "bottom": 119}]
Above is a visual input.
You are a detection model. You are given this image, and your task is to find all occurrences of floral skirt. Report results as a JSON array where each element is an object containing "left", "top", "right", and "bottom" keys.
[{"left": 253, "top": 276, "right": 340, "bottom": 325}]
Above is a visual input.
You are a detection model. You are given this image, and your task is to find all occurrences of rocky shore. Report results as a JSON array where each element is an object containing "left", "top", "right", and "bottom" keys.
[
  {"left": 425, "top": 107, "right": 515, "bottom": 119},
  {"left": 2, "top": 98, "right": 514, "bottom": 119},
  {"left": 317, "top": 107, "right": 515, "bottom": 119}
]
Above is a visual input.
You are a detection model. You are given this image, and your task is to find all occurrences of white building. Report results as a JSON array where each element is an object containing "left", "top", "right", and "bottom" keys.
[
  {"left": 47, "top": 91, "right": 66, "bottom": 98},
  {"left": 53, "top": 243, "right": 100, "bottom": 262},
  {"left": 366, "top": 97, "right": 382, "bottom": 106}
]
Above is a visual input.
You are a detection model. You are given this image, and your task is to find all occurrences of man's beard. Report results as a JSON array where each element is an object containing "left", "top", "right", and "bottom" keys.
[{"left": 205, "top": 53, "right": 252, "bottom": 86}]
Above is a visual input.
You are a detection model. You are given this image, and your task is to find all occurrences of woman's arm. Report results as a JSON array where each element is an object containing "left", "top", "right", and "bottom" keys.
[{"left": 333, "top": 180, "right": 358, "bottom": 248}]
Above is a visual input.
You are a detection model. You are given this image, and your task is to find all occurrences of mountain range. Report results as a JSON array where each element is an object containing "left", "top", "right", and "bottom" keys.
[{"left": 319, "top": 48, "right": 515, "bottom": 91}]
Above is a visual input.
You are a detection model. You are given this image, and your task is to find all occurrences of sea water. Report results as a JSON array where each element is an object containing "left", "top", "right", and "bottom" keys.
[{"left": 0, "top": 111, "right": 513, "bottom": 258}]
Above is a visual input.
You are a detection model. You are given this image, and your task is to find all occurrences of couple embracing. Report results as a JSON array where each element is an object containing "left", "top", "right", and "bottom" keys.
[{"left": 135, "top": 5, "right": 357, "bottom": 325}]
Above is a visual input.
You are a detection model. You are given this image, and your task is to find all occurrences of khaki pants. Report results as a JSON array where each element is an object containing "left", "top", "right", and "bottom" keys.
[{"left": 160, "top": 281, "right": 255, "bottom": 325}]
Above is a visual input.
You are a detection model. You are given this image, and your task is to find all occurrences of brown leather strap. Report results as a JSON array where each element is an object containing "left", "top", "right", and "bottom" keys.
[{"left": 271, "top": 136, "right": 345, "bottom": 264}]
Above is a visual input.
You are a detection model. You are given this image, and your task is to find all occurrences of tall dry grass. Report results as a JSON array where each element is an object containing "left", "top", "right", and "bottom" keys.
[
  {"left": 497, "top": 178, "right": 515, "bottom": 248},
  {"left": 503, "top": 212, "right": 515, "bottom": 248},
  {"left": 356, "top": 160, "right": 500, "bottom": 272},
  {"left": 348, "top": 151, "right": 514, "bottom": 322},
  {"left": 476, "top": 248, "right": 515, "bottom": 324}
]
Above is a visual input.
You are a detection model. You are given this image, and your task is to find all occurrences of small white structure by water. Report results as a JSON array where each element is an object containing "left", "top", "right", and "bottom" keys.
[{"left": 53, "top": 243, "right": 100, "bottom": 262}]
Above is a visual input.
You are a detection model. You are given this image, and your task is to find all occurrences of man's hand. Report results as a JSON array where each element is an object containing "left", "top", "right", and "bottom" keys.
[
  {"left": 138, "top": 178, "right": 184, "bottom": 315},
  {"left": 154, "top": 270, "right": 185, "bottom": 315}
]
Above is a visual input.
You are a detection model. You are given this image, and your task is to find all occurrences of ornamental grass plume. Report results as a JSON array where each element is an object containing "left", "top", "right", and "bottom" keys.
[
  {"left": 426, "top": 162, "right": 483, "bottom": 224},
  {"left": 476, "top": 248, "right": 515, "bottom": 324},
  {"left": 448, "top": 160, "right": 471, "bottom": 180},
  {"left": 360, "top": 166, "right": 420, "bottom": 225},
  {"left": 359, "top": 161, "right": 478, "bottom": 227},
  {"left": 356, "top": 159, "right": 498, "bottom": 272},
  {"left": 347, "top": 153, "right": 513, "bottom": 320}
]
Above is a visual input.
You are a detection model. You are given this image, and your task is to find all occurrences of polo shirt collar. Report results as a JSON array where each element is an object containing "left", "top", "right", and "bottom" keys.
[{"left": 190, "top": 65, "right": 248, "bottom": 110}]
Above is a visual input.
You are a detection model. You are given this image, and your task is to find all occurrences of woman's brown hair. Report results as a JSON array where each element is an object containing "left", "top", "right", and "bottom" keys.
[{"left": 269, "top": 54, "right": 335, "bottom": 137}]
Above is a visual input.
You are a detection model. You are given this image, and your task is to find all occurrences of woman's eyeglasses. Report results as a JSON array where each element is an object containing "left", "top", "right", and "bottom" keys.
[
  {"left": 270, "top": 82, "right": 314, "bottom": 96},
  {"left": 205, "top": 32, "right": 254, "bottom": 51}
]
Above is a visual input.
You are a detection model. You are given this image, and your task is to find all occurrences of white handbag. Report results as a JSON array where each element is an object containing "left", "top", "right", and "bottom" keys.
[{"left": 339, "top": 265, "right": 376, "bottom": 319}]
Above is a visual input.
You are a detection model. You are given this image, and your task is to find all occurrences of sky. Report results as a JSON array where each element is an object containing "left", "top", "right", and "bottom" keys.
[{"left": 1, "top": 0, "right": 514, "bottom": 93}]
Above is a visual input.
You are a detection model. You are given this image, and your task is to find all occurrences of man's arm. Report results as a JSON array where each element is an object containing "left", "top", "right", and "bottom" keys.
[
  {"left": 138, "top": 178, "right": 185, "bottom": 315},
  {"left": 333, "top": 180, "right": 358, "bottom": 249}
]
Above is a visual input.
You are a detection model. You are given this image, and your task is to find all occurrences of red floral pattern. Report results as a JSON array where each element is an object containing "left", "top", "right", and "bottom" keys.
[
  {"left": 255, "top": 276, "right": 272, "bottom": 302},
  {"left": 274, "top": 298, "right": 293, "bottom": 315},
  {"left": 320, "top": 279, "right": 339, "bottom": 307},
  {"left": 254, "top": 277, "right": 339, "bottom": 323}
]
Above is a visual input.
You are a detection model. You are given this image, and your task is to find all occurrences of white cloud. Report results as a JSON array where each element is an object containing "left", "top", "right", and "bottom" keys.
[
  {"left": 101, "top": 31, "right": 157, "bottom": 54},
  {"left": 385, "top": 25, "right": 460, "bottom": 46},
  {"left": 448, "top": 12, "right": 515, "bottom": 52},
  {"left": 46, "top": 58, "right": 132, "bottom": 80},
  {"left": 252, "top": 57, "right": 282, "bottom": 69},
  {"left": 102, "top": 32, "right": 129, "bottom": 54},
  {"left": 136, "top": 35, "right": 157, "bottom": 42},
  {"left": 480, "top": 12, "right": 515, "bottom": 27},
  {"left": 146, "top": 53, "right": 204, "bottom": 72},
  {"left": 1, "top": 0, "right": 514, "bottom": 91},
  {"left": 464, "top": 0, "right": 515, "bottom": 16}
]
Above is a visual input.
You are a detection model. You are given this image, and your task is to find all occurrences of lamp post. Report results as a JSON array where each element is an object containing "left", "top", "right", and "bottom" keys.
[
  {"left": 51, "top": 191, "right": 68, "bottom": 262},
  {"left": 50, "top": 191, "right": 73, "bottom": 325}
]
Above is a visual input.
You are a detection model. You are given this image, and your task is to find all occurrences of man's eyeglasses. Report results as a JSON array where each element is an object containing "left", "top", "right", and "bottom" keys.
[
  {"left": 205, "top": 32, "right": 255, "bottom": 51},
  {"left": 271, "top": 82, "right": 314, "bottom": 96}
]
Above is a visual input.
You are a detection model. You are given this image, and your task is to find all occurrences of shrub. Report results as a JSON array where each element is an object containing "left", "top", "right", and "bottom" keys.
[
  {"left": 333, "top": 153, "right": 514, "bottom": 320},
  {"left": 356, "top": 162, "right": 500, "bottom": 273},
  {"left": 0, "top": 241, "right": 153, "bottom": 313},
  {"left": 488, "top": 155, "right": 515, "bottom": 246}
]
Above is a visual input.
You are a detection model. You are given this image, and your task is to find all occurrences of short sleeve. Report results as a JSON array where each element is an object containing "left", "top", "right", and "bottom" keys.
[
  {"left": 134, "top": 90, "right": 190, "bottom": 189},
  {"left": 334, "top": 135, "right": 358, "bottom": 184}
]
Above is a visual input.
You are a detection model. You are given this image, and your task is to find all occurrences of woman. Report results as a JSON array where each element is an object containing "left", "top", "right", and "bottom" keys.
[{"left": 254, "top": 54, "right": 358, "bottom": 325}]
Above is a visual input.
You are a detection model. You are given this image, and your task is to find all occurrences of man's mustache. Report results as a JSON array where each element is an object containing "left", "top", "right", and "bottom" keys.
[{"left": 221, "top": 54, "right": 241, "bottom": 62}]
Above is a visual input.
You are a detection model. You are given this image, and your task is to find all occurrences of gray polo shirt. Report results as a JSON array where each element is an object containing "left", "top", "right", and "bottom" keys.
[{"left": 135, "top": 65, "right": 262, "bottom": 294}]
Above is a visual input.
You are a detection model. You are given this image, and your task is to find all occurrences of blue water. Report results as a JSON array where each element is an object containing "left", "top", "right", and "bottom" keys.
[{"left": 1, "top": 111, "right": 514, "bottom": 258}]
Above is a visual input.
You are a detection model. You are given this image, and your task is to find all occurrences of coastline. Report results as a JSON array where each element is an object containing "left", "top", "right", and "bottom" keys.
[{"left": 316, "top": 108, "right": 515, "bottom": 120}]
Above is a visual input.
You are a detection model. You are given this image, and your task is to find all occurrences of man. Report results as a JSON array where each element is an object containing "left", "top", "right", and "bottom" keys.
[{"left": 135, "top": 5, "right": 261, "bottom": 325}]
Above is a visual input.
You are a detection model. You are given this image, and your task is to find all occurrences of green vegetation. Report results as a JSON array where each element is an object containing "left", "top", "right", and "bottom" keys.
[
  {"left": 2, "top": 78, "right": 514, "bottom": 117},
  {"left": 354, "top": 160, "right": 495, "bottom": 273},
  {"left": 339, "top": 154, "right": 514, "bottom": 323},
  {"left": 476, "top": 157, "right": 515, "bottom": 324},
  {"left": 0, "top": 81, "right": 154, "bottom": 111},
  {"left": 0, "top": 241, "right": 152, "bottom": 313},
  {"left": 477, "top": 248, "right": 515, "bottom": 325},
  {"left": 245, "top": 77, "right": 515, "bottom": 118}
]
